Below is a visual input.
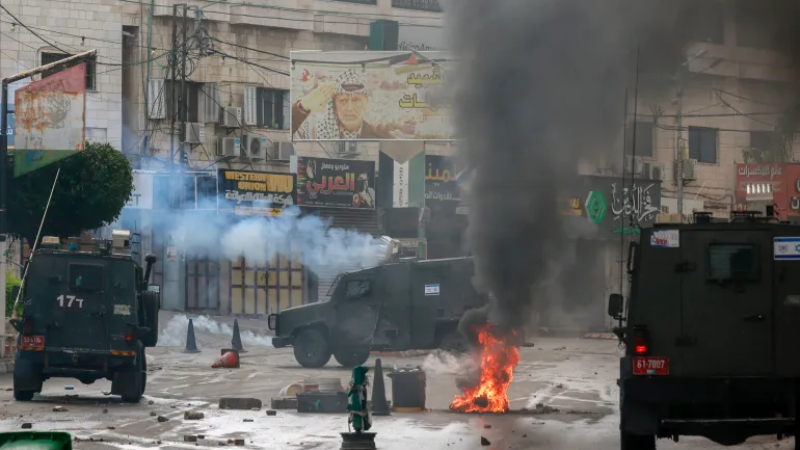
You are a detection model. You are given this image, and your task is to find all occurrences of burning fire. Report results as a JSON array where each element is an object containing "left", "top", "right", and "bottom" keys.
[{"left": 449, "top": 325, "right": 520, "bottom": 413}]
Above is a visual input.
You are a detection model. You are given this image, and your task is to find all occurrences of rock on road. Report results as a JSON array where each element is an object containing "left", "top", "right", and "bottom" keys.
[{"left": 0, "top": 335, "right": 793, "bottom": 450}]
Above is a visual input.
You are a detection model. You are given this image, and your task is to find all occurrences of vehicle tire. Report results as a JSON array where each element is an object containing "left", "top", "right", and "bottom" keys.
[
  {"left": 13, "top": 359, "right": 42, "bottom": 402},
  {"left": 293, "top": 329, "right": 331, "bottom": 368},
  {"left": 620, "top": 431, "right": 655, "bottom": 450},
  {"left": 333, "top": 347, "right": 370, "bottom": 368},
  {"left": 13, "top": 388, "right": 34, "bottom": 402},
  {"left": 116, "top": 343, "right": 145, "bottom": 403},
  {"left": 439, "top": 331, "right": 469, "bottom": 354}
]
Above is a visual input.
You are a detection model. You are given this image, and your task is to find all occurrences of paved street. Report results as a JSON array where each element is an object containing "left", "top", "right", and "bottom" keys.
[{"left": 0, "top": 321, "right": 792, "bottom": 450}]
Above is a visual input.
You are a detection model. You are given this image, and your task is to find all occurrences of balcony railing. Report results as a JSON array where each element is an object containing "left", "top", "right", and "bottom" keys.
[
  {"left": 391, "top": 0, "right": 442, "bottom": 12},
  {"left": 332, "top": 0, "right": 378, "bottom": 5}
]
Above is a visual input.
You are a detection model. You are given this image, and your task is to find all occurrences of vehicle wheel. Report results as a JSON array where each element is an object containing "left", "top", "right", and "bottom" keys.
[
  {"left": 620, "top": 431, "right": 655, "bottom": 450},
  {"left": 115, "top": 343, "right": 144, "bottom": 403},
  {"left": 13, "top": 388, "right": 34, "bottom": 402},
  {"left": 294, "top": 329, "right": 332, "bottom": 368},
  {"left": 13, "top": 359, "right": 42, "bottom": 402},
  {"left": 439, "top": 331, "right": 469, "bottom": 354},
  {"left": 333, "top": 347, "right": 370, "bottom": 368}
]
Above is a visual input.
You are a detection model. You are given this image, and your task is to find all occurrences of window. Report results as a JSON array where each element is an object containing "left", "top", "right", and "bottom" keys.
[
  {"left": 708, "top": 244, "right": 759, "bottom": 282},
  {"left": 69, "top": 264, "right": 104, "bottom": 292},
  {"left": 257, "top": 88, "right": 290, "bottom": 130},
  {"left": 626, "top": 121, "right": 654, "bottom": 158},
  {"left": 165, "top": 80, "right": 202, "bottom": 123},
  {"left": 154, "top": 174, "right": 216, "bottom": 210},
  {"left": 688, "top": 126, "right": 718, "bottom": 163},
  {"left": 345, "top": 280, "right": 371, "bottom": 298},
  {"left": 41, "top": 52, "right": 96, "bottom": 90}
]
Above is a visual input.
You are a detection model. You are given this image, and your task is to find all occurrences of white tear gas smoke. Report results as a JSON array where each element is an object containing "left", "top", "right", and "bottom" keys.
[
  {"left": 447, "top": 0, "right": 730, "bottom": 332},
  {"left": 158, "top": 314, "right": 273, "bottom": 347},
  {"left": 152, "top": 204, "right": 391, "bottom": 274}
]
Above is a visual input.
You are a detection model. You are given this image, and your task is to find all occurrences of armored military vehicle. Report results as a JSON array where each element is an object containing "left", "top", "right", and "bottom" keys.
[
  {"left": 609, "top": 212, "right": 800, "bottom": 448},
  {"left": 269, "top": 257, "right": 486, "bottom": 368},
  {"left": 10, "top": 231, "right": 160, "bottom": 403}
]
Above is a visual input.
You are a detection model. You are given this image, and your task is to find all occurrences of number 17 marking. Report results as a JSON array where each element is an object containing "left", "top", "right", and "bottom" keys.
[{"left": 56, "top": 295, "right": 84, "bottom": 308}]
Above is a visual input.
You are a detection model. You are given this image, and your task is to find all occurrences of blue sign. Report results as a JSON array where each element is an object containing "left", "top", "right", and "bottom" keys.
[
  {"left": 424, "top": 284, "right": 440, "bottom": 296},
  {"left": 774, "top": 237, "right": 800, "bottom": 260}
]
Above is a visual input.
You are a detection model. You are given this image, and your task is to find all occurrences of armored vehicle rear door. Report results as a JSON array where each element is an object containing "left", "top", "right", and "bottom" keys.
[
  {"left": 333, "top": 268, "right": 381, "bottom": 347},
  {"left": 772, "top": 232, "right": 800, "bottom": 376},
  {"left": 30, "top": 257, "right": 110, "bottom": 351},
  {"left": 680, "top": 229, "right": 773, "bottom": 376}
]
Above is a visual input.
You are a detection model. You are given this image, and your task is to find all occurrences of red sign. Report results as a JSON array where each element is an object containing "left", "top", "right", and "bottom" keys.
[
  {"left": 783, "top": 164, "right": 800, "bottom": 217},
  {"left": 735, "top": 163, "right": 785, "bottom": 203},
  {"left": 632, "top": 357, "right": 669, "bottom": 375}
]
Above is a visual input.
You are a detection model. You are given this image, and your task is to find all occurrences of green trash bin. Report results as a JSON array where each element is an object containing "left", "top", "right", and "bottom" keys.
[{"left": 0, "top": 432, "right": 72, "bottom": 450}]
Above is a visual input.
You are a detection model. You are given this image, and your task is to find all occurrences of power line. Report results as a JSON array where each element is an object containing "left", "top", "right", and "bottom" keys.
[
  {"left": 209, "top": 36, "right": 288, "bottom": 60},
  {"left": 0, "top": 4, "right": 73, "bottom": 55},
  {"left": 211, "top": 49, "right": 289, "bottom": 77}
]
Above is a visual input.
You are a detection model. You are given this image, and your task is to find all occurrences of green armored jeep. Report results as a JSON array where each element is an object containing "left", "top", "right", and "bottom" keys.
[
  {"left": 611, "top": 212, "right": 800, "bottom": 449},
  {"left": 11, "top": 230, "right": 160, "bottom": 403},
  {"left": 269, "top": 257, "right": 486, "bottom": 368}
]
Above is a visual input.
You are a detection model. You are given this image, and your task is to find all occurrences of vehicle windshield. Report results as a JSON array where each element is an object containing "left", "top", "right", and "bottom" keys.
[{"left": 326, "top": 273, "right": 344, "bottom": 297}]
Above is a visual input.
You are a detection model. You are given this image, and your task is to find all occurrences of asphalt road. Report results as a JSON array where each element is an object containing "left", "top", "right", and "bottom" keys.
[{"left": 0, "top": 334, "right": 793, "bottom": 450}]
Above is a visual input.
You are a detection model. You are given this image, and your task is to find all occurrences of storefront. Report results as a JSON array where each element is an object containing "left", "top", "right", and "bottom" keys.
[
  {"left": 296, "top": 156, "right": 380, "bottom": 301},
  {"left": 536, "top": 175, "right": 662, "bottom": 332},
  {"left": 424, "top": 154, "right": 468, "bottom": 259}
]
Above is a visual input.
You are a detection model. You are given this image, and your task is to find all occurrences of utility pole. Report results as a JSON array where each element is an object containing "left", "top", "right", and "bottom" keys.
[
  {"left": 676, "top": 66, "right": 686, "bottom": 216},
  {"left": 169, "top": 4, "right": 179, "bottom": 173},
  {"left": 179, "top": 4, "right": 188, "bottom": 170}
]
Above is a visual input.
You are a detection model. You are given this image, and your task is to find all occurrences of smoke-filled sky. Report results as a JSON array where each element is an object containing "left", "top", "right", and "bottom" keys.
[{"left": 446, "top": 0, "right": 800, "bottom": 332}]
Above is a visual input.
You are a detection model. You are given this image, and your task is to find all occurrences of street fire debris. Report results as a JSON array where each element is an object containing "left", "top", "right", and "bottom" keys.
[{"left": 450, "top": 326, "right": 520, "bottom": 413}]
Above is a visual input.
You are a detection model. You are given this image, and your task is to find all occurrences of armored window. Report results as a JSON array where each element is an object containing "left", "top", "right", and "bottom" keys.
[
  {"left": 707, "top": 244, "right": 759, "bottom": 282},
  {"left": 345, "top": 280, "right": 371, "bottom": 299},
  {"left": 68, "top": 264, "right": 104, "bottom": 292}
]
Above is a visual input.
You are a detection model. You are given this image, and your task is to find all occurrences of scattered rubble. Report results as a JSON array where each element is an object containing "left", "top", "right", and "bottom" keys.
[
  {"left": 184, "top": 411, "right": 205, "bottom": 420},
  {"left": 149, "top": 400, "right": 155, "bottom": 405},
  {"left": 219, "top": 397, "right": 262, "bottom": 410},
  {"left": 234, "top": 439, "right": 245, "bottom": 446},
  {"left": 270, "top": 397, "right": 298, "bottom": 410},
  {"left": 243, "top": 419, "right": 254, "bottom": 423},
  {"left": 52, "top": 406, "right": 67, "bottom": 412},
  {"left": 150, "top": 411, "right": 157, "bottom": 417},
  {"left": 265, "top": 410, "right": 277, "bottom": 416},
  {"left": 184, "top": 436, "right": 198, "bottom": 442},
  {"left": 480, "top": 437, "right": 491, "bottom": 446},
  {"left": 157, "top": 415, "right": 169, "bottom": 422},
  {"left": 102, "top": 408, "right": 108, "bottom": 414},
  {"left": 483, "top": 425, "right": 491, "bottom": 429},
  {"left": 21, "top": 423, "right": 31, "bottom": 429}
]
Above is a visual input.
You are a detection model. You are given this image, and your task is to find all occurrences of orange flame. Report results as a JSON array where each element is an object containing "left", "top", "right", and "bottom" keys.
[{"left": 449, "top": 325, "right": 520, "bottom": 413}]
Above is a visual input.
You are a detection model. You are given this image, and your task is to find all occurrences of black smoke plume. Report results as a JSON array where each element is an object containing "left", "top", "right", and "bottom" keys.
[{"left": 447, "top": 0, "right": 800, "bottom": 333}]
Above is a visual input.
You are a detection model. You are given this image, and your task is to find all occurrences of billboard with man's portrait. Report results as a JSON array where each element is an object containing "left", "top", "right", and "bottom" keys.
[
  {"left": 296, "top": 157, "right": 377, "bottom": 209},
  {"left": 290, "top": 51, "right": 453, "bottom": 141}
]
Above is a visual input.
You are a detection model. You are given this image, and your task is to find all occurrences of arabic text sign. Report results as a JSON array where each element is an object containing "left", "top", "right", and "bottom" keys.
[
  {"left": 297, "top": 157, "right": 377, "bottom": 209},
  {"left": 14, "top": 63, "right": 87, "bottom": 177},
  {"left": 218, "top": 169, "right": 297, "bottom": 216},
  {"left": 290, "top": 51, "right": 453, "bottom": 141},
  {"left": 425, "top": 155, "right": 461, "bottom": 212},
  {"left": 735, "top": 163, "right": 786, "bottom": 204}
]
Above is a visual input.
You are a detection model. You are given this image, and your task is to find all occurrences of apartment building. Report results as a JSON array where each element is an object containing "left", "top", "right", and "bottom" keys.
[{"left": 626, "top": 0, "right": 798, "bottom": 218}]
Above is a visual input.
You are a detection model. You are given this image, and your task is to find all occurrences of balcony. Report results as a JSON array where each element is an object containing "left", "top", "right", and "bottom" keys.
[
  {"left": 391, "top": 0, "right": 442, "bottom": 12},
  {"left": 332, "top": 0, "right": 378, "bottom": 4}
]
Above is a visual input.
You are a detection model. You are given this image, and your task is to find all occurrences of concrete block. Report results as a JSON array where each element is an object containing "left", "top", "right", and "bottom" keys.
[
  {"left": 219, "top": 398, "right": 262, "bottom": 410},
  {"left": 270, "top": 397, "right": 298, "bottom": 410}
]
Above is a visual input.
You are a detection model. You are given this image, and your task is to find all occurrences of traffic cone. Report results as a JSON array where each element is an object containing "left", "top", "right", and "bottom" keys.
[
  {"left": 183, "top": 319, "right": 200, "bottom": 353},
  {"left": 371, "top": 358, "right": 390, "bottom": 416},
  {"left": 212, "top": 349, "right": 240, "bottom": 369},
  {"left": 231, "top": 319, "right": 246, "bottom": 353}
]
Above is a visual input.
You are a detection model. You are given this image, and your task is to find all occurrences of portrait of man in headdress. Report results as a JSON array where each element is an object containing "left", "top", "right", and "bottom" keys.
[
  {"left": 292, "top": 69, "right": 394, "bottom": 140},
  {"left": 352, "top": 173, "right": 376, "bottom": 209}
]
